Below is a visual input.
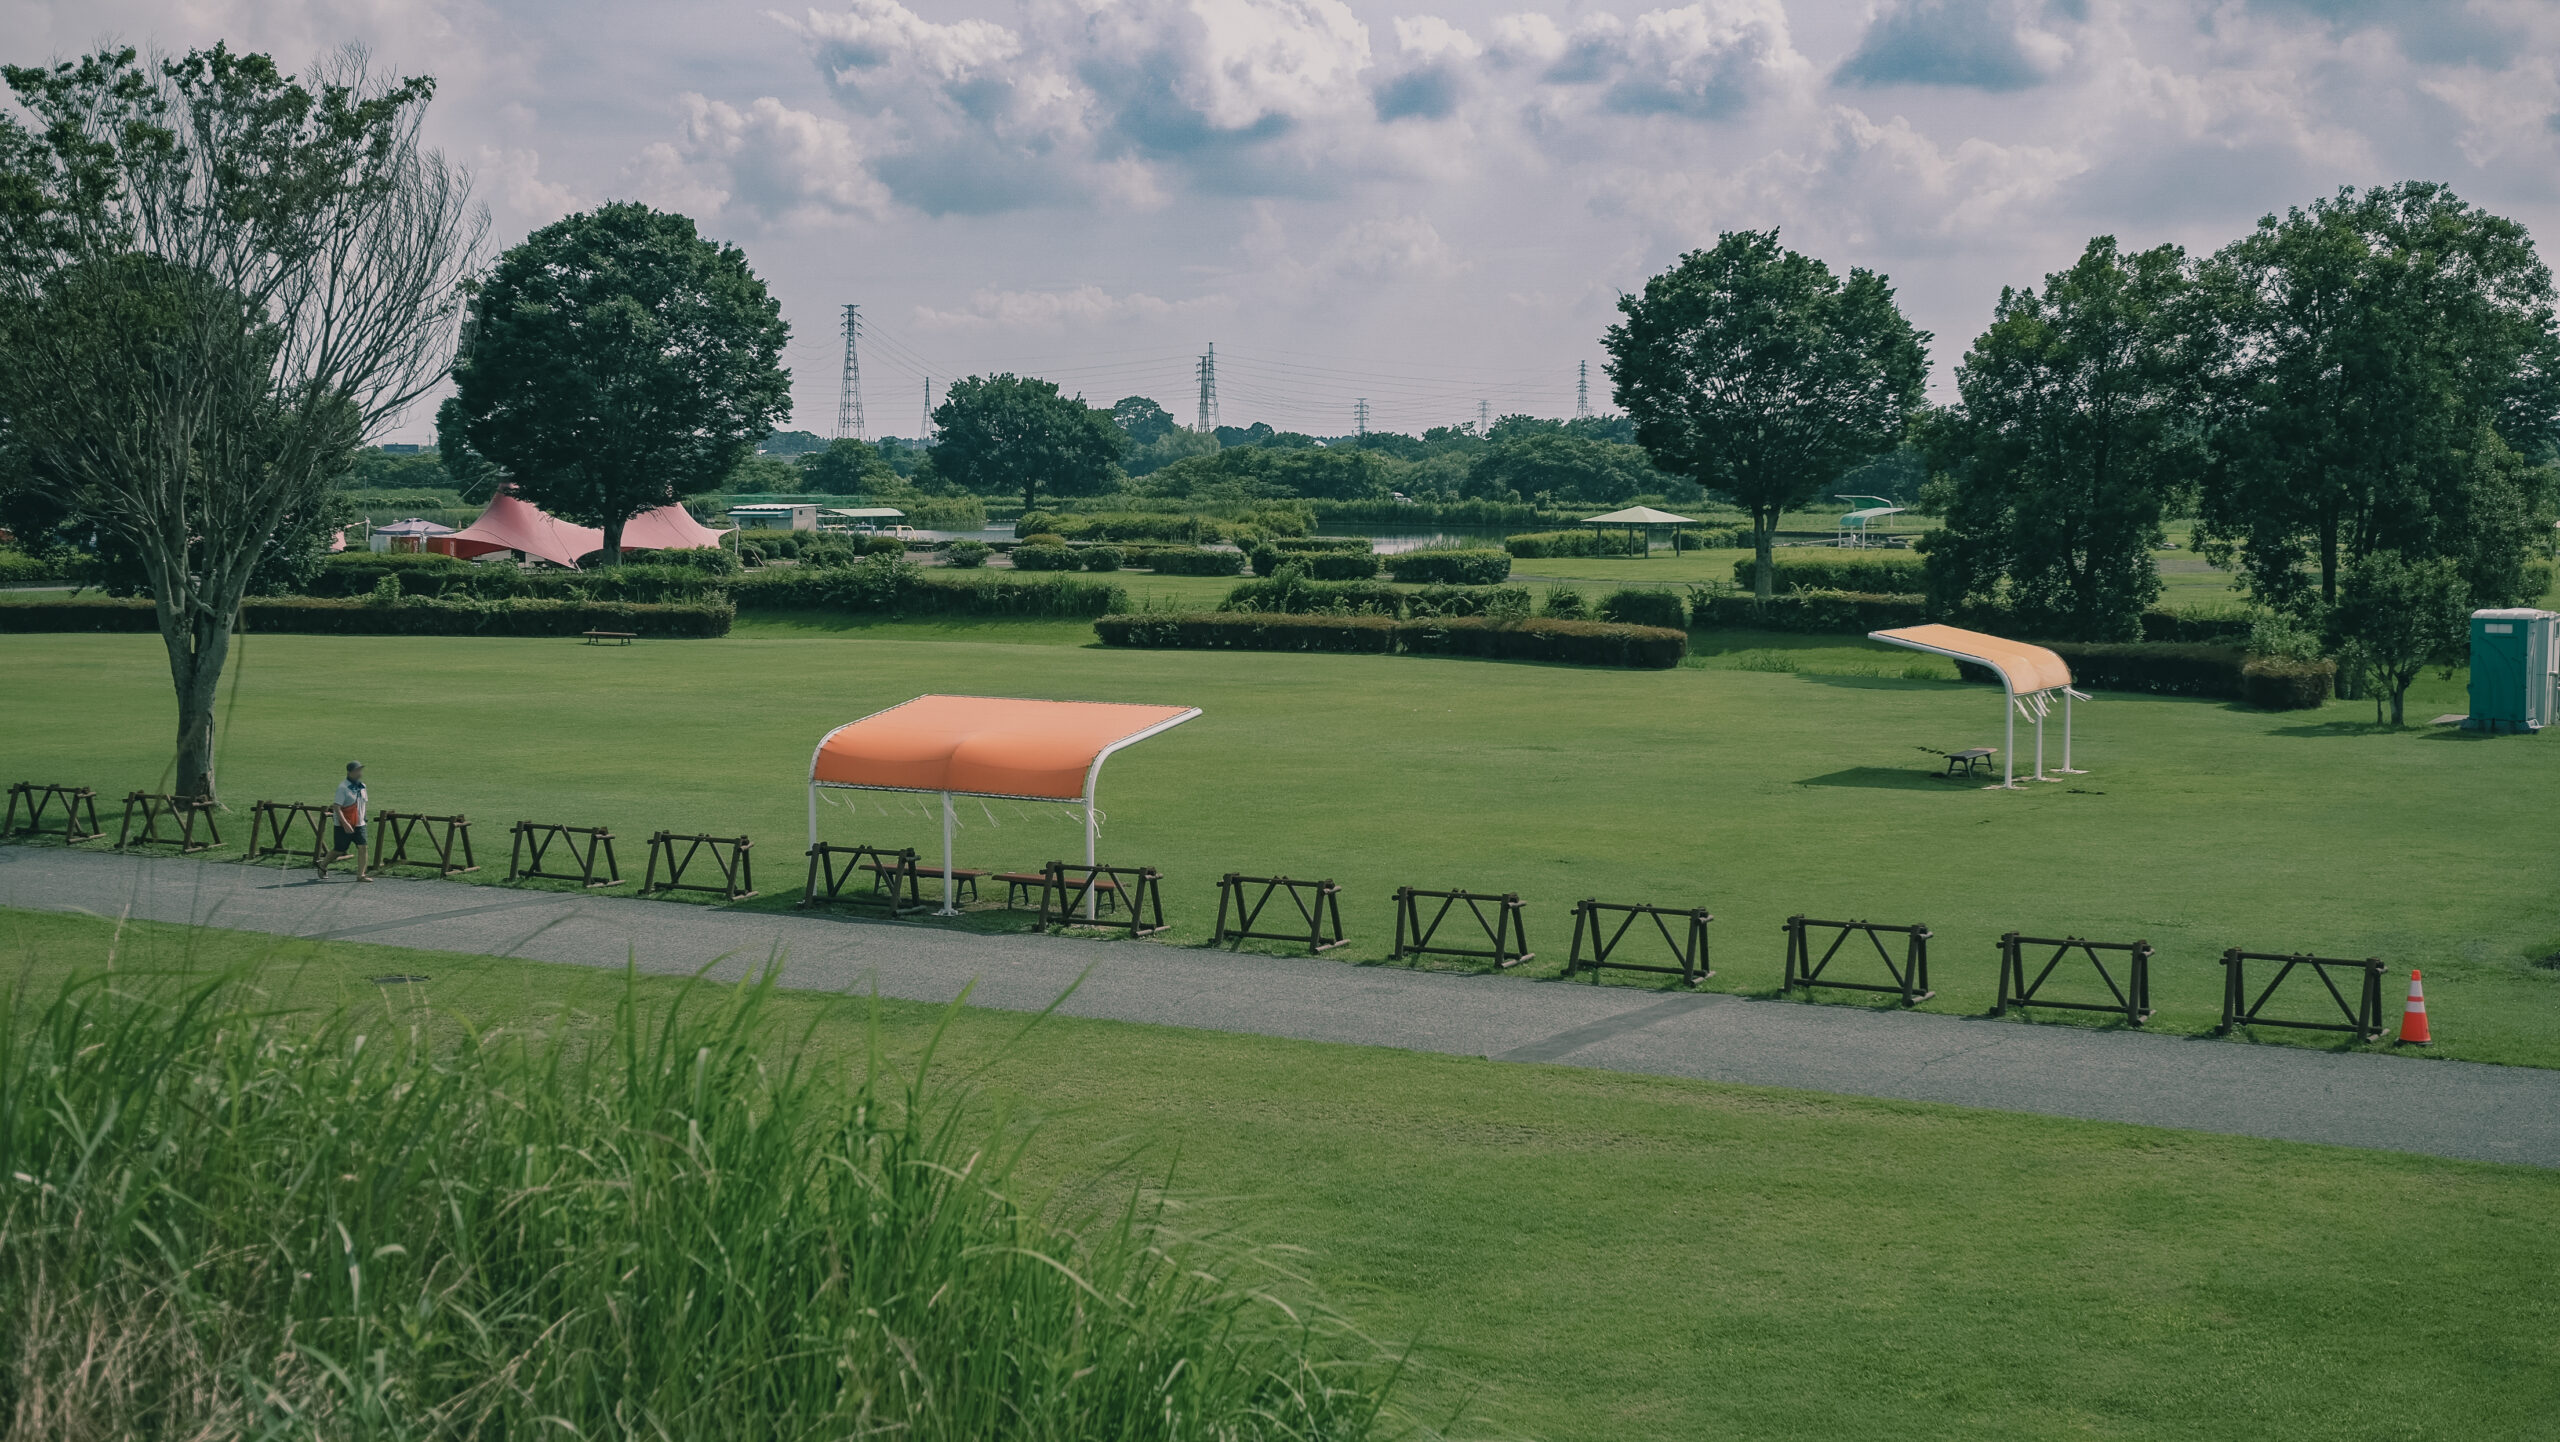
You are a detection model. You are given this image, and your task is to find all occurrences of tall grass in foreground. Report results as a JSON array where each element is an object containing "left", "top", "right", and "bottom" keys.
[{"left": 0, "top": 959, "right": 1406, "bottom": 1439}]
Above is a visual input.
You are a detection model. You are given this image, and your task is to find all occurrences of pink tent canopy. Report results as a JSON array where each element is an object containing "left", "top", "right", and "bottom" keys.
[{"left": 436, "top": 497, "right": 725, "bottom": 569}]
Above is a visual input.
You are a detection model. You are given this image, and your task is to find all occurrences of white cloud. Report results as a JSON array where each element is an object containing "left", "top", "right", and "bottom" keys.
[
  {"left": 913, "top": 283, "right": 1225, "bottom": 329},
  {"left": 639, "top": 94, "right": 891, "bottom": 221}
]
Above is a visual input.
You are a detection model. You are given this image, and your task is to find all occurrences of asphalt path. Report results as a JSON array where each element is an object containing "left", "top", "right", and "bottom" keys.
[{"left": 4, "top": 846, "right": 2554, "bottom": 1169}]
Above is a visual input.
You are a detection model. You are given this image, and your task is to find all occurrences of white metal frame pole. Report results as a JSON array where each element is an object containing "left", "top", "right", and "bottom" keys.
[
  {"left": 1084, "top": 800, "right": 1099, "bottom": 921},
  {"left": 2003, "top": 693, "right": 2016, "bottom": 789},
  {"left": 2034, "top": 705, "right": 2046, "bottom": 782},
  {"left": 938, "top": 792, "right": 958, "bottom": 916},
  {"left": 806, "top": 783, "right": 818, "bottom": 850}
]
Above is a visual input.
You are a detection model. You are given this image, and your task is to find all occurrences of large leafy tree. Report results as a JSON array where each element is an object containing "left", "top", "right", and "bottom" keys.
[
  {"left": 2194, "top": 182, "right": 2560, "bottom": 614},
  {"left": 930, "top": 374, "right": 1123, "bottom": 511},
  {"left": 451, "top": 202, "right": 790, "bottom": 564},
  {"left": 1922, "top": 237, "right": 2198, "bottom": 640},
  {"left": 1464, "top": 432, "right": 1666, "bottom": 507},
  {"left": 2330, "top": 551, "right": 2471, "bottom": 726},
  {"left": 0, "top": 46, "right": 480, "bottom": 802},
  {"left": 1605, "top": 231, "right": 1929, "bottom": 599}
]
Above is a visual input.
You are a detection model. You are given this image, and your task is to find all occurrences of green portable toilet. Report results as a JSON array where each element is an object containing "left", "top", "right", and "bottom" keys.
[{"left": 2466, "top": 609, "right": 2558, "bottom": 733}]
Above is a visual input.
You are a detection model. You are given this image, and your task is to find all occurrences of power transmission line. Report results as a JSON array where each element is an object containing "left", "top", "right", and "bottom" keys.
[{"left": 836, "top": 304, "right": 866, "bottom": 441}]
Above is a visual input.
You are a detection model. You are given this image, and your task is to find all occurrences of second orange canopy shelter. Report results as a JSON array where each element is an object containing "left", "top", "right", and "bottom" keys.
[
  {"left": 1868, "top": 624, "right": 2090, "bottom": 788},
  {"left": 808, "top": 695, "right": 1201, "bottom": 914}
]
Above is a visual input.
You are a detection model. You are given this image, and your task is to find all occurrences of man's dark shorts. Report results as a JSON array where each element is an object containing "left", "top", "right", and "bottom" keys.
[{"left": 335, "top": 824, "right": 367, "bottom": 853}]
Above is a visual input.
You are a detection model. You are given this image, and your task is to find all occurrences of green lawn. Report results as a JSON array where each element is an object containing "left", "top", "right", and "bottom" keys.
[
  {"left": 3, "top": 624, "right": 2554, "bottom": 1067},
  {"left": 7, "top": 908, "right": 2550, "bottom": 1441}
]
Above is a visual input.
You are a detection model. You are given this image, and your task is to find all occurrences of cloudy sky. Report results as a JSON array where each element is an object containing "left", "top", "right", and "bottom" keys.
[{"left": 12, "top": 0, "right": 2559, "bottom": 438}]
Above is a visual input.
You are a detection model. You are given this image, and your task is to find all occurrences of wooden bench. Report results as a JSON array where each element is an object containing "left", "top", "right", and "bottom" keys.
[
  {"left": 869, "top": 862, "right": 981, "bottom": 903},
  {"left": 995, "top": 870, "right": 1121, "bottom": 913},
  {"left": 581, "top": 630, "right": 635, "bottom": 646},
  {"left": 1944, "top": 747, "right": 1995, "bottom": 778}
]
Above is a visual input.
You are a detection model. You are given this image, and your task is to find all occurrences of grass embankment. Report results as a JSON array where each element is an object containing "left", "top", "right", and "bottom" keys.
[
  {"left": 2, "top": 628, "right": 2552, "bottom": 1065},
  {"left": 0, "top": 920, "right": 1401, "bottom": 1440},
  {"left": 6, "top": 910, "right": 2555, "bottom": 1441}
]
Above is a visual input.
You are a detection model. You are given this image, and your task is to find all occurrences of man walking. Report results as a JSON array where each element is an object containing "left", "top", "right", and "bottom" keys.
[{"left": 326, "top": 760, "right": 372, "bottom": 882}]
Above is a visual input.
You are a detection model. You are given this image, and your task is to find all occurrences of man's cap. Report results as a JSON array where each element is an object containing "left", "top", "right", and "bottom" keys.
[{"left": 347, "top": 760, "right": 364, "bottom": 771}]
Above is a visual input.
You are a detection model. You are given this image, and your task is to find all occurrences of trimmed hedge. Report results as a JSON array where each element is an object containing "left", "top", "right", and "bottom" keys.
[
  {"left": 1599, "top": 588, "right": 1687, "bottom": 629},
  {"left": 1385, "top": 549, "right": 1513, "bottom": 585},
  {"left": 2138, "top": 607, "right": 2254, "bottom": 644},
  {"left": 0, "top": 596, "right": 732, "bottom": 637},
  {"left": 1504, "top": 530, "right": 1644, "bottom": 558},
  {"left": 729, "top": 563, "right": 1127, "bottom": 617},
  {"left": 1009, "top": 545, "right": 1080, "bottom": 572},
  {"left": 1735, "top": 552, "right": 1925, "bottom": 592},
  {"left": 1092, "top": 612, "right": 1398, "bottom": 654},
  {"left": 1268, "top": 536, "right": 1374, "bottom": 554},
  {"left": 1136, "top": 548, "right": 1245, "bottom": 576},
  {"left": 2242, "top": 656, "right": 2335, "bottom": 710},
  {"left": 944, "top": 540, "right": 991, "bottom": 568},
  {"left": 1406, "top": 584, "right": 1532, "bottom": 619},
  {"left": 1222, "top": 575, "right": 1404, "bottom": 615},
  {"left": 1082, "top": 546, "right": 1124, "bottom": 572},
  {"left": 1694, "top": 591, "right": 1928, "bottom": 633},
  {"left": 1094, "top": 612, "right": 1685, "bottom": 668},
  {"left": 1304, "top": 551, "right": 1381, "bottom": 581}
]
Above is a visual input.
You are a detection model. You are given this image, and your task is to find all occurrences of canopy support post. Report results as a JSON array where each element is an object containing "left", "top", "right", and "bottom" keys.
[
  {"left": 1084, "top": 801, "right": 1099, "bottom": 921},
  {"left": 2035, "top": 707, "right": 2047, "bottom": 782},
  {"left": 2058, "top": 690, "right": 2087, "bottom": 775},
  {"left": 2002, "top": 692, "right": 2016, "bottom": 790},
  {"left": 938, "top": 792, "right": 958, "bottom": 917},
  {"left": 807, "top": 783, "right": 818, "bottom": 850}
]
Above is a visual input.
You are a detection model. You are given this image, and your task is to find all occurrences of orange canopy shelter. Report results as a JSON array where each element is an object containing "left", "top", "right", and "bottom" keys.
[
  {"left": 808, "top": 695, "right": 1201, "bottom": 914},
  {"left": 1868, "top": 624, "right": 2090, "bottom": 788}
]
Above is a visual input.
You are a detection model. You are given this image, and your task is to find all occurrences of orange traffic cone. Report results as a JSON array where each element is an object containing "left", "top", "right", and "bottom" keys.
[{"left": 2396, "top": 969, "right": 2432, "bottom": 1046}]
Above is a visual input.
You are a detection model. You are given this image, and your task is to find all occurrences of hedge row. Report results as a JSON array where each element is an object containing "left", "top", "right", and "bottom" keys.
[
  {"left": 1094, "top": 612, "right": 1685, "bottom": 668},
  {"left": 1597, "top": 589, "right": 1686, "bottom": 629},
  {"left": 1384, "top": 549, "right": 1513, "bottom": 585},
  {"left": 1503, "top": 530, "right": 1644, "bottom": 558},
  {"left": 1732, "top": 552, "right": 1924, "bottom": 592},
  {"left": 1693, "top": 589, "right": 2258, "bottom": 646},
  {"left": 0, "top": 596, "right": 733, "bottom": 638},
  {"left": 1954, "top": 644, "right": 2333, "bottom": 709},
  {"left": 1267, "top": 536, "right": 1374, "bottom": 554},
  {"left": 1299, "top": 551, "right": 1380, "bottom": 581},
  {"left": 1222, "top": 575, "right": 1404, "bottom": 615},
  {"left": 728, "top": 562, "right": 1128, "bottom": 616},
  {"left": 1014, "top": 509, "right": 1311, "bottom": 543},
  {"left": 310, "top": 557, "right": 733, "bottom": 603},
  {"left": 1134, "top": 548, "right": 1245, "bottom": 577}
]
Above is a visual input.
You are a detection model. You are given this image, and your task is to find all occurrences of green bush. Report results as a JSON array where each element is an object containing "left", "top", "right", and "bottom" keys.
[
  {"left": 1268, "top": 536, "right": 1374, "bottom": 555},
  {"left": 1734, "top": 552, "right": 1925, "bottom": 593},
  {"left": 1137, "top": 548, "right": 1245, "bottom": 577},
  {"left": 2242, "top": 655, "right": 2335, "bottom": 710},
  {"left": 1095, "top": 612, "right": 1684, "bottom": 667},
  {"left": 1504, "top": 530, "right": 1645, "bottom": 558},
  {"left": 1541, "top": 585, "right": 1589, "bottom": 620},
  {"left": 730, "top": 561, "right": 1127, "bottom": 617},
  {"left": 0, "top": 596, "right": 731, "bottom": 637},
  {"left": 0, "top": 547, "right": 68, "bottom": 583},
  {"left": 0, "top": 965, "right": 1398, "bottom": 1439},
  {"left": 1010, "top": 545, "right": 1080, "bottom": 572},
  {"left": 1082, "top": 545, "right": 1124, "bottom": 572},
  {"left": 1386, "top": 548, "right": 1513, "bottom": 585},
  {"left": 2138, "top": 606, "right": 2256, "bottom": 643},
  {"left": 1248, "top": 545, "right": 1281, "bottom": 577},
  {"left": 1304, "top": 551, "right": 1380, "bottom": 581},
  {"left": 1222, "top": 571, "right": 1403, "bottom": 616},
  {"left": 1093, "top": 611, "right": 1399, "bottom": 654},
  {"left": 1406, "top": 585, "right": 1532, "bottom": 620},
  {"left": 741, "top": 531, "right": 804, "bottom": 561},
  {"left": 944, "top": 540, "right": 992, "bottom": 569},
  {"left": 647, "top": 546, "right": 742, "bottom": 576},
  {"left": 863, "top": 535, "right": 909, "bottom": 557},
  {"left": 1692, "top": 590, "right": 1928, "bottom": 633},
  {"left": 1599, "top": 588, "right": 1686, "bottom": 629}
]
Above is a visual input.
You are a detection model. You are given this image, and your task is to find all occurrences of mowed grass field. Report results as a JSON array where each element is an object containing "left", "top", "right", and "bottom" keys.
[
  {"left": 6, "top": 909, "right": 2552, "bottom": 1442},
  {"left": 3, "top": 624, "right": 2556, "bottom": 1064}
]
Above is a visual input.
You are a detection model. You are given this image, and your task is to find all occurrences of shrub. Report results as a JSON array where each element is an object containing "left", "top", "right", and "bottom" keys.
[
  {"left": 1386, "top": 548, "right": 1512, "bottom": 585},
  {"left": 1691, "top": 590, "right": 1928, "bottom": 633},
  {"left": 0, "top": 964, "right": 1399, "bottom": 1439},
  {"left": 1599, "top": 587, "right": 1687, "bottom": 629},
  {"left": 1138, "top": 548, "right": 1245, "bottom": 577},
  {"left": 0, "top": 596, "right": 732, "bottom": 638},
  {"left": 1304, "top": 551, "right": 1380, "bottom": 581},
  {"left": 1222, "top": 570, "right": 1403, "bottom": 616},
  {"left": 648, "top": 546, "right": 742, "bottom": 576},
  {"left": 1541, "top": 585, "right": 1589, "bottom": 620},
  {"left": 1406, "top": 584, "right": 1532, "bottom": 620},
  {"left": 1504, "top": 530, "right": 1644, "bottom": 559},
  {"left": 728, "top": 560, "right": 1126, "bottom": 617},
  {"left": 1093, "top": 611, "right": 1398, "bottom": 654},
  {"left": 944, "top": 539, "right": 992, "bottom": 568},
  {"left": 1082, "top": 545, "right": 1124, "bottom": 572},
  {"left": 1014, "top": 511, "right": 1059, "bottom": 538},
  {"left": 0, "top": 546, "right": 68, "bottom": 583},
  {"left": 1010, "top": 544, "right": 1079, "bottom": 572},
  {"left": 862, "top": 534, "right": 909, "bottom": 557},
  {"left": 1734, "top": 552, "right": 1925, "bottom": 593},
  {"left": 1022, "top": 532, "right": 1068, "bottom": 548},
  {"left": 1249, "top": 544, "right": 1281, "bottom": 577},
  {"left": 2139, "top": 606, "right": 2256, "bottom": 644},
  {"left": 2242, "top": 655, "right": 2335, "bottom": 710},
  {"left": 1268, "top": 536, "right": 1374, "bottom": 554},
  {"left": 1396, "top": 615, "right": 1687, "bottom": 669},
  {"left": 1094, "top": 612, "right": 1684, "bottom": 667}
]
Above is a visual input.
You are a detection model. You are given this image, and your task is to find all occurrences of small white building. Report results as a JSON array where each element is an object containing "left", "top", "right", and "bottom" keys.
[{"left": 728, "top": 503, "right": 817, "bottom": 532}]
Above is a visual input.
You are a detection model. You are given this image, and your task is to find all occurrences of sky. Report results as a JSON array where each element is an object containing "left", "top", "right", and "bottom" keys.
[{"left": 11, "top": 0, "right": 2560, "bottom": 440}]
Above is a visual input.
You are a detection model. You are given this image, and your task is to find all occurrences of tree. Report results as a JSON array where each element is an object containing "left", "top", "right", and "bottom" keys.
[
  {"left": 2329, "top": 551, "right": 2470, "bottom": 725},
  {"left": 432, "top": 394, "right": 507, "bottom": 502},
  {"left": 0, "top": 46, "right": 480, "bottom": 802},
  {"left": 1922, "top": 238, "right": 2196, "bottom": 640},
  {"left": 1605, "top": 231, "right": 1929, "bottom": 599},
  {"left": 2194, "top": 182, "right": 2560, "bottom": 614},
  {"left": 930, "top": 374, "right": 1123, "bottom": 511},
  {"left": 451, "top": 202, "right": 789, "bottom": 564},
  {"left": 799, "top": 437, "right": 890, "bottom": 495},
  {"left": 1464, "top": 432, "right": 1666, "bottom": 507},
  {"left": 1111, "top": 395, "right": 1180, "bottom": 446}
]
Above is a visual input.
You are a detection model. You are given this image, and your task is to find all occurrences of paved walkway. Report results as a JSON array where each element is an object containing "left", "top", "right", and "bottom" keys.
[{"left": 5, "top": 847, "right": 2556, "bottom": 1169}]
